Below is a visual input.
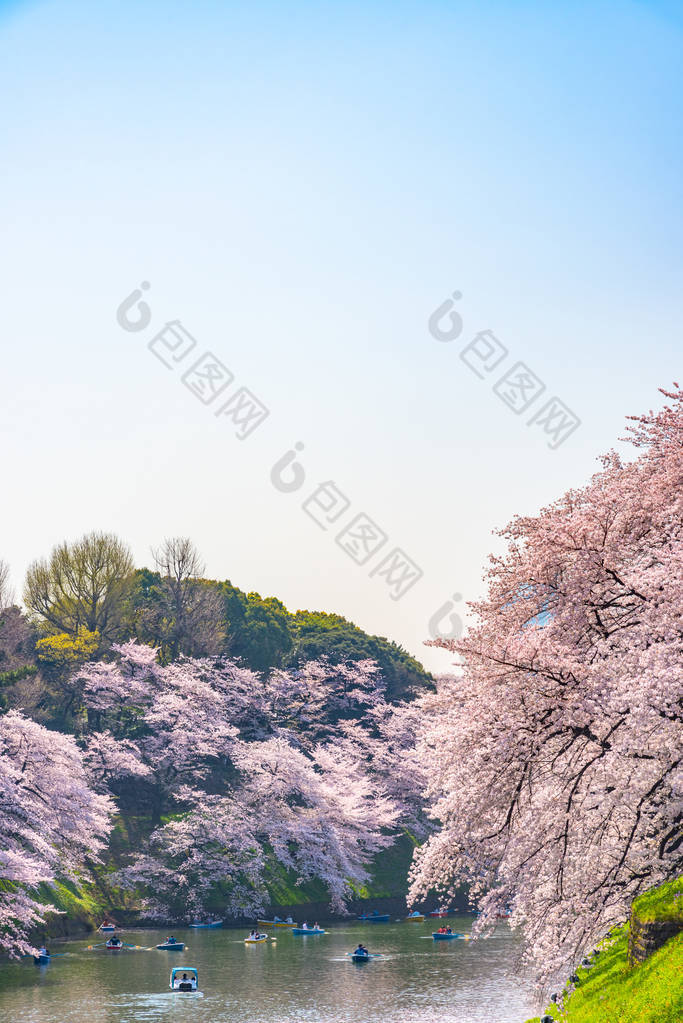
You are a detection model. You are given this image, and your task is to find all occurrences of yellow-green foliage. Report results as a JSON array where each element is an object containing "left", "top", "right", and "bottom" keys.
[
  {"left": 631, "top": 879, "right": 683, "bottom": 925},
  {"left": 36, "top": 627, "right": 99, "bottom": 668},
  {"left": 525, "top": 879, "right": 683, "bottom": 1023}
]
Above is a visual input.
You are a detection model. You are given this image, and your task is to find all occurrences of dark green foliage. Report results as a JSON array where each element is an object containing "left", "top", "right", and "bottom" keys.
[
  {"left": 119, "top": 568, "right": 170, "bottom": 650},
  {"left": 219, "top": 582, "right": 292, "bottom": 671},
  {"left": 119, "top": 571, "right": 431, "bottom": 700},
  {"left": 286, "top": 611, "right": 433, "bottom": 702}
]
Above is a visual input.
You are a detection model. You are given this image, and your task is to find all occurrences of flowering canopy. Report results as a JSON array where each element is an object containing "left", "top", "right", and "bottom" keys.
[
  {"left": 410, "top": 386, "right": 683, "bottom": 986},
  {"left": 0, "top": 712, "right": 113, "bottom": 957},
  {"left": 70, "top": 644, "right": 417, "bottom": 921}
]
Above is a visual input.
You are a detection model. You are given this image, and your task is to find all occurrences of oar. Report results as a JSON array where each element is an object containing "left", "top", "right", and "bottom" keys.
[{"left": 87, "top": 942, "right": 108, "bottom": 950}]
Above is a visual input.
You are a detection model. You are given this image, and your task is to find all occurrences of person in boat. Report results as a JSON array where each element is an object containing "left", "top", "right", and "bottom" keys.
[
  {"left": 446, "top": 926, "right": 452, "bottom": 934},
  {"left": 285, "top": 915, "right": 294, "bottom": 924},
  {"left": 353, "top": 944, "right": 369, "bottom": 956},
  {"left": 301, "top": 921, "right": 309, "bottom": 930},
  {"left": 313, "top": 921, "right": 320, "bottom": 930},
  {"left": 108, "top": 935, "right": 122, "bottom": 946},
  {"left": 249, "top": 929, "right": 258, "bottom": 938},
  {"left": 176, "top": 972, "right": 196, "bottom": 990},
  {"left": 38, "top": 946, "right": 49, "bottom": 957}
]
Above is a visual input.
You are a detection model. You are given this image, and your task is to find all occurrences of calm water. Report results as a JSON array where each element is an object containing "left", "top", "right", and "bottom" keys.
[{"left": 0, "top": 917, "right": 535, "bottom": 1023}]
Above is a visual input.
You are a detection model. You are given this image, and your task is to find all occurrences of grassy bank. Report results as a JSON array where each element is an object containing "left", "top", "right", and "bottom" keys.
[
  {"left": 34, "top": 832, "right": 420, "bottom": 940},
  {"left": 525, "top": 880, "right": 683, "bottom": 1023}
]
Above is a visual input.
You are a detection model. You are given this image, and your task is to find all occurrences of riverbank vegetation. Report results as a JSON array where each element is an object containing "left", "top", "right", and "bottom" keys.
[
  {"left": 525, "top": 878, "right": 683, "bottom": 1023},
  {"left": 0, "top": 544, "right": 431, "bottom": 956}
]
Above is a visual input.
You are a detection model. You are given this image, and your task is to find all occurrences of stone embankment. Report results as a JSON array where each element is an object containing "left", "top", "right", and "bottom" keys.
[{"left": 628, "top": 903, "right": 682, "bottom": 965}]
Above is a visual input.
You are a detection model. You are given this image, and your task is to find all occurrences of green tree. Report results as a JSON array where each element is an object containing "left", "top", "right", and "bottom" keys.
[
  {"left": 287, "top": 611, "right": 432, "bottom": 702},
  {"left": 34, "top": 627, "right": 100, "bottom": 724},
  {"left": 219, "top": 582, "right": 292, "bottom": 671},
  {"left": 23, "top": 531, "right": 134, "bottom": 648}
]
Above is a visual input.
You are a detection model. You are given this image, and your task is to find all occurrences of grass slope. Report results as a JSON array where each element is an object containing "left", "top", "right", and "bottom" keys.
[
  {"left": 631, "top": 878, "right": 683, "bottom": 924},
  {"left": 526, "top": 879, "right": 683, "bottom": 1023}
]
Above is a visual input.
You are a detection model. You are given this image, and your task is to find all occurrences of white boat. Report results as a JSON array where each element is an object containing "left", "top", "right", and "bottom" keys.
[{"left": 170, "top": 967, "right": 200, "bottom": 992}]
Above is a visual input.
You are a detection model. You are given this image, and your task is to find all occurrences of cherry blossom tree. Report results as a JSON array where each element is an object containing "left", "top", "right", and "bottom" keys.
[
  {"left": 410, "top": 386, "right": 683, "bottom": 987},
  {"left": 0, "top": 712, "right": 113, "bottom": 957},
  {"left": 340, "top": 698, "right": 428, "bottom": 836},
  {"left": 116, "top": 789, "right": 268, "bottom": 921},
  {"left": 72, "top": 643, "right": 412, "bottom": 920},
  {"left": 118, "top": 738, "right": 399, "bottom": 921},
  {"left": 82, "top": 731, "right": 152, "bottom": 792},
  {"left": 232, "top": 737, "right": 399, "bottom": 911},
  {"left": 265, "top": 658, "right": 386, "bottom": 743}
]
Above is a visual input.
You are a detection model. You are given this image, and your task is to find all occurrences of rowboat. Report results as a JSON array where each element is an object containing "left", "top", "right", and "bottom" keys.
[
  {"left": 99, "top": 924, "right": 116, "bottom": 932},
  {"left": 433, "top": 932, "right": 469, "bottom": 940},
  {"left": 105, "top": 938, "right": 123, "bottom": 950},
  {"left": 292, "top": 927, "right": 325, "bottom": 935},
  {"left": 357, "top": 913, "right": 390, "bottom": 923},
  {"left": 32, "top": 950, "right": 67, "bottom": 963},
  {"left": 170, "top": 966, "right": 200, "bottom": 992},
  {"left": 244, "top": 934, "right": 268, "bottom": 944},
  {"left": 428, "top": 911, "right": 449, "bottom": 918},
  {"left": 189, "top": 920, "right": 222, "bottom": 928},
  {"left": 348, "top": 952, "right": 382, "bottom": 962},
  {"left": 257, "top": 919, "right": 296, "bottom": 928},
  {"left": 157, "top": 941, "right": 185, "bottom": 951},
  {"left": 405, "top": 912, "right": 425, "bottom": 922}
]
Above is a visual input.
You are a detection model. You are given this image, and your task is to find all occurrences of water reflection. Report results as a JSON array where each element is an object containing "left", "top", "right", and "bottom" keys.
[{"left": 0, "top": 917, "right": 535, "bottom": 1023}]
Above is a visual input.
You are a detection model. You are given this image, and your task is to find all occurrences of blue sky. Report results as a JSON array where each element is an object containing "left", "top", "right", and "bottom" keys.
[{"left": 1, "top": 1, "right": 681, "bottom": 671}]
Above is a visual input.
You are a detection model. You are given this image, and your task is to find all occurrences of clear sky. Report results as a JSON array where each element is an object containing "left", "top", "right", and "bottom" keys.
[{"left": 1, "top": 0, "right": 681, "bottom": 672}]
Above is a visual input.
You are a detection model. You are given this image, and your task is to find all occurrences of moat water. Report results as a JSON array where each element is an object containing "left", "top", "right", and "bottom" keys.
[{"left": 0, "top": 916, "right": 535, "bottom": 1022}]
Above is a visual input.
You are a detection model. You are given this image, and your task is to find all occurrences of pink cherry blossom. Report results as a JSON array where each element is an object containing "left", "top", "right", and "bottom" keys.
[
  {"left": 410, "top": 385, "right": 683, "bottom": 989},
  {"left": 0, "top": 712, "right": 113, "bottom": 957}
]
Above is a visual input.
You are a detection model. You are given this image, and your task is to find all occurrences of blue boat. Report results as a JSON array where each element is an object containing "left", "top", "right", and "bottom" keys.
[
  {"left": 348, "top": 951, "right": 382, "bottom": 962},
  {"left": 157, "top": 941, "right": 185, "bottom": 950},
  {"left": 357, "top": 912, "right": 390, "bottom": 923},
  {"left": 33, "top": 953, "right": 50, "bottom": 965},
  {"left": 433, "top": 931, "right": 467, "bottom": 940},
  {"left": 189, "top": 920, "right": 223, "bottom": 929},
  {"left": 292, "top": 927, "right": 325, "bottom": 935}
]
